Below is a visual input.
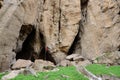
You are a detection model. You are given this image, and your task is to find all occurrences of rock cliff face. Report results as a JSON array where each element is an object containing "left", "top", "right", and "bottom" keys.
[
  {"left": 81, "top": 0, "right": 120, "bottom": 60},
  {"left": 0, "top": 0, "right": 120, "bottom": 72}
]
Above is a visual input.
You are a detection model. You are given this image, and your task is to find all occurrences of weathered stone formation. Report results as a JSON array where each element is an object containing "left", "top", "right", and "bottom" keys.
[
  {"left": 42, "top": 0, "right": 81, "bottom": 63},
  {"left": 0, "top": 0, "right": 120, "bottom": 72},
  {"left": 0, "top": 0, "right": 40, "bottom": 72},
  {"left": 80, "top": 0, "right": 120, "bottom": 59}
]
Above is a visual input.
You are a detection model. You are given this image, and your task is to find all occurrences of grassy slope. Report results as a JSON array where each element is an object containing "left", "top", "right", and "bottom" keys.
[
  {"left": 1, "top": 64, "right": 120, "bottom": 80},
  {"left": 86, "top": 64, "right": 120, "bottom": 78},
  {"left": 0, "top": 73, "right": 5, "bottom": 79},
  {"left": 0, "top": 72, "right": 8, "bottom": 80},
  {"left": 11, "top": 66, "right": 88, "bottom": 80}
]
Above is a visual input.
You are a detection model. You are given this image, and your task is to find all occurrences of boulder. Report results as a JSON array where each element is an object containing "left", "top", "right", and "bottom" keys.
[
  {"left": 66, "top": 54, "right": 80, "bottom": 60},
  {"left": 57, "top": 60, "right": 71, "bottom": 67},
  {"left": 2, "top": 68, "right": 37, "bottom": 80},
  {"left": 32, "top": 59, "right": 55, "bottom": 72},
  {"left": 2, "top": 69, "right": 24, "bottom": 80},
  {"left": 12, "top": 59, "right": 33, "bottom": 69},
  {"left": 73, "top": 56, "right": 85, "bottom": 61}
]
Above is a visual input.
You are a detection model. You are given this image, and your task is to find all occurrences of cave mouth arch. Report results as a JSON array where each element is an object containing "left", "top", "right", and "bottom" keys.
[{"left": 15, "top": 25, "right": 56, "bottom": 64}]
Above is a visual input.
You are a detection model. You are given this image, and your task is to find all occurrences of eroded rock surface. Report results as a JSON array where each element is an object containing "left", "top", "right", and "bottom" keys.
[
  {"left": 0, "top": 0, "right": 41, "bottom": 72},
  {"left": 93, "top": 51, "right": 120, "bottom": 65},
  {"left": 12, "top": 59, "right": 33, "bottom": 69},
  {"left": 32, "top": 59, "right": 55, "bottom": 72},
  {"left": 80, "top": 0, "right": 120, "bottom": 59},
  {"left": 0, "top": 0, "right": 120, "bottom": 72}
]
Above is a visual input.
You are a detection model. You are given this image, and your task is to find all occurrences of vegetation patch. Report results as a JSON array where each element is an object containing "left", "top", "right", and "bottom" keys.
[
  {"left": 11, "top": 66, "right": 88, "bottom": 80},
  {"left": 0, "top": 72, "right": 8, "bottom": 80},
  {"left": 1, "top": 64, "right": 120, "bottom": 80},
  {"left": 86, "top": 64, "right": 120, "bottom": 78}
]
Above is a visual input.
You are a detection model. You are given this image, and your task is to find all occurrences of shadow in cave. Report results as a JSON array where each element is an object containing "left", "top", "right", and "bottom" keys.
[
  {"left": 16, "top": 27, "right": 36, "bottom": 61},
  {"left": 67, "top": 30, "right": 81, "bottom": 55},
  {"left": 118, "top": 45, "right": 120, "bottom": 51},
  {"left": 0, "top": 0, "right": 3, "bottom": 9},
  {"left": 15, "top": 25, "right": 56, "bottom": 64},
  {"left": 67, "top": 0, "right": 89, "bottom": 56},
  {"left": 39, "top": 47, "right": 56, "bottom": 64},
  {"left": 67, "top": 21, "right": 84, "bottom": 55},
  {"left": 38, "top": 32, "right": 56, "bottom": 64}
]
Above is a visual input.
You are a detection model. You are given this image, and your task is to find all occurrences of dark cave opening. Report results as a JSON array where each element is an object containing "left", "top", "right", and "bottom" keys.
[
  {"left": 16, "top": 27, "right": 36, "bottom": 61},
  {"left": 81, "top": 0, "right": 88, "bottom": 5},
  {"left": 15, "top": 25, "right": 56, "bottom": 64},
  {"left": 67, "top": 0, "right": 88, "bottom": 55},
  {"left": 38, "top": 32, "right": 56, "bottom": 64},
  {"left": 0, "top": 0, "right": 3, "bottom": 9},
  {"left": 39, "top": 47, "right": 56, "bottom": 64},
  {"left": 67, "top": 28, "right": 81, "bottom": 55},
  {"left": 118, "top": 45, "right": 120, "bottom": 51},
  {"left": 118, "top": 11, "right": 120, "bottom": 15}
]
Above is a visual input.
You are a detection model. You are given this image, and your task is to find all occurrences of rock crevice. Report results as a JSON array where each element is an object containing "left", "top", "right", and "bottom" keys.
[{"left": 0, "top": 0, "right": 120, "bottom": 72}]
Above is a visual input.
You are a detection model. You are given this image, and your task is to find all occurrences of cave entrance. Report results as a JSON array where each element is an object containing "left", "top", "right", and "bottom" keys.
[
  {"left": 15, "top": 25, "right": 56, "bottom": 64},
  {"left": 67, "top": 21, "right": 83, "bottom": 55},
  {"left": 118, "top": 45, "right": 120, "bottom": 51},
  {"left": 67, "top": 30, "right": 81, "bottom": 55},
  {"left": 0, "top": 0, "right": 3, "bottom": 9}
]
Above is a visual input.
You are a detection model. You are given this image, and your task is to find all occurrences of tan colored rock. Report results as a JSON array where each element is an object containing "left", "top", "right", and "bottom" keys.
[
  {"left": 81, "top": 0, "right": 120, "bottom": 59},
  {"left": 2, "top": 68, "right": 37, "bottom": 80},
  {"left": 66, "top": 54, "right": 80, "bottom": 60},
  {"left": 42, "top": 0, "right": 81, "bottom": 63},
  {"left": 73, "top": 56, "right": 84, "bottom": 61},
  {"left": 0, "top": 0, "right": 40, "bottom": 72},
  {"left": 51, "top": 51, "right": 67, "bottom": 64},
  {"left": 0, "top": 0, "right": 81, "bottom": 71},
  {"left": 12, "top": 59, "right": 33, "bottom": 69},
  {"left": 2, "top": 69, "right": 24, "bottom": 80},
  {"left": 43, "top": 0, "right": 60, "bottom": 54},
  {"left": 94, "top": 51, "right": 120, "bottom": 65},
  {"left": 57, "top": 60, "right": 71, "bottom": 67},
  {"left": 60, "top": 0, "right": 81, "bottom": 52},
  {"left": 0, "top": 0, "right": 120, "bottom": 72},
  {"left": 32, "top": 59, "right": 55, "bottom": 72}
]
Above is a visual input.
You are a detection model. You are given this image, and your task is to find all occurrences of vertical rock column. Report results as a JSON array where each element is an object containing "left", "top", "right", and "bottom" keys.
[
  {"left": 43, "top": 0, "right": 81, "bottom": 63},
  {"left": 43, "top": 0, "right": 61, "bottom": 63},
  {"left": 60, "top": 0, "right": 81, "bottom": 53}
]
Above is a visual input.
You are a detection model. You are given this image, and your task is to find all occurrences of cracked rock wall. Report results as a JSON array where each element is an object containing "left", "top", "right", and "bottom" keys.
[
  {"left": 0, "top": 0, "right": 40, "bottom": 72},
  {"left": 0, "top": 0, "right": 120, "bottom": 72},
  {"left": 81, "top": 0, "right": 120, "bottom": 59}
]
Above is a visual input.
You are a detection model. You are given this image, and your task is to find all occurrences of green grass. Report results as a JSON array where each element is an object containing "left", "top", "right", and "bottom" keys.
[
  {"left": 86, "top": 64, "right": 120, "bottom": 78},
  {"left": 2, "top": 64, "right": 119, "bottom": 80},
  {"left": 11, "top": 66, "right": 88, "bottom": 80},
  {"left": 0, "top": 72, "right": 8, "bottom": 80}
]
